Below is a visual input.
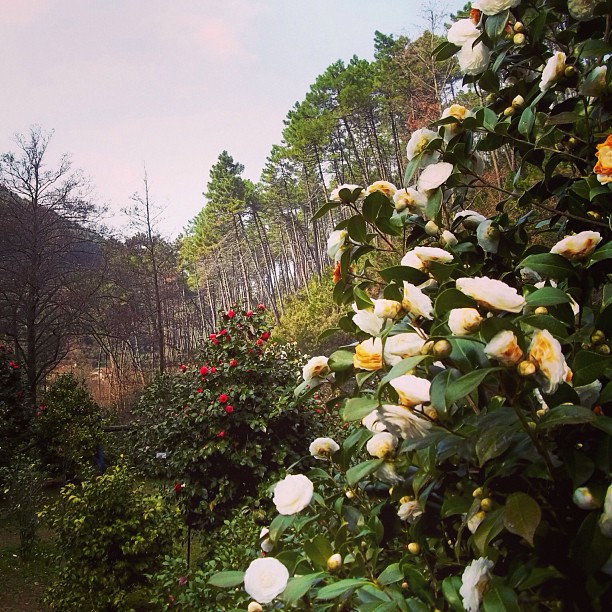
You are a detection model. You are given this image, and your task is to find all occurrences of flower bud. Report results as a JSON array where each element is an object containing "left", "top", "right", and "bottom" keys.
[
  {"left": 407, "top": 542, "right": 421, "bottom": 554},
  {"left": 345, "top": 489, "right": 355, "bottom": 499},
  {"left": 425, "top": 220, "right": 440, "bottom": 236},
  {"left": 480, "top": 498, "right": 493, "bottom": 512},
  {"left": 486, "top": 93, "right": 497, "bottom": 104},
  {"left": 467, "top": 510, "right": 487, "bottom": 534},
  {"left": 536, "top": 408, "right": 548, "bottom": 418},
  {"left": 248, "top": 603, "right": 264, "bottom": 612},
  {"left": 420, "top": 340, "right": 435, "bottom": 355},
  {"left": 596, "top": 344, "right": 610, "bottom": 355},
  {"left": 534, "top": 306, "right": 548, "bottom": 315},
  {"left": 432, "top": 339, "right": 452, "bottom": 359},
  {"left": 504, "top": 106, "right": 516, "bottom": 117},
  {"left": 473, "top": 487, "right": 484, "bottom": 498},
  {"left": 517, "top": 360, "right": 536, "bottom": 377},
  {"left": 511, "top": 95, "right": 525, "bottom": 109},
  {"left": 513, "top": 21, "right": 525, "bottom": 33},
  {"left": 513, "top": 33, "right": 526, "bottom": 46},
  {"left": 564, "top": 65, "right": 577, "bottom": 78},
  {"left": 401, "top": 581, "right": 409, "bottom": 590},
  {"left": 591, "top": 330, "right": 606, "bottom": 345},
  {"left": 423, "top": 405, "right": 439, "bottom": 420},
  {"left": 572, "top": 487, "right": 600, "bottom": 510},
  {"left": 587, "top": 211, "right": 602, "bottom": 221},
  {"left": 327, "top": 553, "right": 343, "bottom": 572}
]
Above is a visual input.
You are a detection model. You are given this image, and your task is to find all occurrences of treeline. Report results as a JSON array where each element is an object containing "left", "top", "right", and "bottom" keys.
[{"left": 0, "top": 26, "right": 465, "bottom": 411}]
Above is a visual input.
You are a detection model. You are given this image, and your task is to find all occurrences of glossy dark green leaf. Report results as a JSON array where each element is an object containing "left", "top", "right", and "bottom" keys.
[
  {"left": 328, "top": 349, "right": 354, "bottom": 372},
  {"left": 473, "top": 508, "right": 505, "bottom": 556},
  {"left": 504, "top": 492, "right": 541, "bottom": 547},
  {"left": 518, "top": 106, "right": 535, "bottom": 138},
  {"left": 485, "top": 10, "right": 509, "bottom": 40},
  {"left": 347, "top": 215, "right": 369, "bottom": 243},
  {"left": 379, "top": 355, "right": 428, "bottom": 387},
  {"left": 572, "top": 350, "right": 611, "bottom": 386},
  {"left": 312, "top": 201, "right": 341, "bottom": 221},
  {"left": 537, "top": 405, "right": 596, "bottom": 429},
  {"left": 435, "top": 288, "right": 477, "bottom": 316},
  {"left": 342, "top": 397, "right": 379, "bottom": 422},
  {"left": 525, "top": 286, "right": 570, "bottom": 307},
  {"left": 346, "top": 459, "right": 384, "bottom": 486},
  {"left": 446, "top": 368, "right": 502, "bottom": 404},
  {"left": 303, "top": 535, "right": 333, "bottom": 568},
  {"left": 518, "top": 253, "right": 576, "bottom": 279},
  {"left": 482, "top": 583, "right": 520, "bottom": 612},
  {"left": 208, "top": 570, "right": 245, "bottom": 587},
  {"left": 379, "top": 265, "right": 429, "bottom": 285},
  {"left": 316, "top": 578, "right": 372, "bottom": 600},
  {"left": 282, "top": 573, "right": 326, "bottom": 605},
  {"left": 377, "top": 563, "right": 404, "bottom": 586}
]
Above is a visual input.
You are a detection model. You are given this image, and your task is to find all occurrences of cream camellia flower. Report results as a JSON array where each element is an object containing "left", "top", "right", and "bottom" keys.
[
  {"left": 248, "top": 602, "right": 264, "bottom": 612},
  {"left": 476, "top": 220, "right": 501, "bottom": 254},
  {"left": 326, "top": 229, "right": 348, "bottom": 262},
  {"left": 599, "top": 484, "right": 612, "bottom": 538},
  {"left": 460, "top": 557, "right": 494, "bottom": 612},
  {"left": 378, "top": 404, "right": 432, "bottom": 440},
  {"left": 448, "top": 308, "right": 483, "bottom": 335},
  {"left": 458, "top": 40, "right": 491, "bottom": 76},
  {"left": 390, "top": 374, "right": 431, "bottom": 407},
  {"left": 309, "top": 437, "right": 340, "bottom": 459},
  {"left": 540, "top": 51, "right": 566, "bottom": 92},
  {"left": 383, "top": 333, "right": 426, "bottom": 366},
  {"left": 417, "top": 161, "right": 454, "bottom": 192},
  {"left": 550, "top": 231, "right": 602, "bottom": 260},
  {"left": 366, "top": 180, "right": 397, "bottom": 198},
  {"left": 354, "top": 337, "right": 383, "bottom": 371},
  {"left": 273, "top": 474, "right": 314, "bottom": 515},
  {"left": 362, "top": 410, "right": 387, "bottom": 433},
  {"left": 406, "top": 128, "right": 440, "bottom": 167},
  {"left": 447, "top": 19, "right": 479, "bottom": 45},
  {"left": 244, "top": 557, "right": 289, "bottom": 604},
  {"left": 259, "top": 527, "right": 274, "bottom": 553},
  {"left": 456, "top": 276, "right": 526, "bottom": 313},
  {"left": 441, "top": 104, "right": 472, "bottom": 140},
  {"left": 403, "top": 282, "right": 434, "bottom": 319},
  {"left": 366, "top": 431, "right": 398, "bottom": 458},
  {"left": 528, "top": 329, "right": 570, "bottom": 394},
  {"left": 302, "top": 356, "right": 330, "bottom": 384},
  {"left": 441, "top": 230, "right": 458, "bottom": 247},
  {"left": 373, "top": 299, "right": 403, "bottom": 320},
  {"left": 472, "top": 0, "right": 520, "bottom": 15},
  {"left": 454, "top": 209, "right": 486, "bottom": 229},
  {"left": 393, "top": 187, "right": 427, "bottom": 213},
  {"left": 353, "top": 308, "right": 386, "bottom": 337},
  {"left": 414, "top": 246, "right": 454, "bottom": 266},
  {"left": 376, "top": 462, "right": 403, "bottom": 484},
  {"left": 580, "top": 65, "right": 607, "bottom": 97},
  {"left": 401, "top": 250, "right": 426, "bottom": 271},
  {"left": 484, "top": 330, "right": 524, "bottom": 366},
  {"left": 572, "top": 487, "right": 600, "bottom": 510},
  {"left": 397, "top": 499, "right": 423, "bottom": 522}
]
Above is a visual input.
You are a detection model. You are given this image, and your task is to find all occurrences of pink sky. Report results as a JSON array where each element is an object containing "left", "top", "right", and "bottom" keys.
[{"left": 0, "top": 0, "right": 463, "bottom": 237}]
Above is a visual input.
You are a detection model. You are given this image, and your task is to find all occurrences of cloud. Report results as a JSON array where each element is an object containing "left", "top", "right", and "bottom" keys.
[{"left": 0, "top": 0, "right": 56, "bottom": 26}]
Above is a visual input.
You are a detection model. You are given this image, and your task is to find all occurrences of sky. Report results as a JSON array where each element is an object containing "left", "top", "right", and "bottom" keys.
[{"left": 0, "top": 0, "right": 464, "bottom": 238}]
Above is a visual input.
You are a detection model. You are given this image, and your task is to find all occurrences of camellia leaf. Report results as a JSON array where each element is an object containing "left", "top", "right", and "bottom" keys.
[
  {"left": 473, "top": 508, "right": 505, "bottom": 556},
  {"left": 435, "top": 288, "right": 477, "bottom": 316},
  {"left": 303, "top": 535, "right": 333, "bottom": 569},
  {"left": 503, "top": 492, "right": 541, "bottom": 547},
  {"left": 328, "top": 349, "right": 355, "bottom": 372},
  {"left": 485, "top": 10, "right": 509, "bottom": 40},
  {"left": 379, "top": 355, "right": 428, "bottom": 387},
  {"left": 207, "top": 570, "right": 245, "bottom": 587},
  {"left": 517, "top": 253, "right": 576, "bottom": 279},
  {"left": 588, "top": 241, "right": 612, "bottom": 266},
  {"left": 445, "top": 368, "right": 502, "bottom": 404},
  {"left": 571, "top": 350, "right": 611, "bottom": 386},
  {"left": 346, "top": 459, "right": 384, "bottom": 486},
  {"left": 525, "top": 286, "right": 570, "bottom": 307},
  {"left": 518, "top": 106, "right": 535, "bottom": 139},
  {"left": 536, "top": 405, "right": 596, "bottom": 429},
  {"left": 442, "top": 576, "right": 464, "bottom": 611},
  {"left": 377, "top": 563, "right": 404, "bottom": 586},
  {"left": 269, "top": 513, "right": 295, "bottom": 542},
  {"left": 316, "top": 578, "right": 372, "bottom": 600},
  {"left": 482, "top": 583, "right": 520, "bottom": 612},
  {"left": 342, "top": 397, "right": 379, "bottom": 422},
  {"left": 312, "top": 201, "right": 341, "bottom": 221},
  {"left": 379, "top": 265, "right": 429, "bottom": 285},
  {"left": 282, "top": 572, "right": 327, "bottom": 605}
]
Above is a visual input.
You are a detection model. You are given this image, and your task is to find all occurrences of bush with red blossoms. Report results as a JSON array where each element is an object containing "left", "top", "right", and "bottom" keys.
[{"left": 132, "top": 303, "right": 339, "bottom": 527}]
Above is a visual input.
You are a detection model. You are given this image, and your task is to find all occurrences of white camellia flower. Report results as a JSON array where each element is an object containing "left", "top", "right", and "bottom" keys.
[
  {"left": 414, "top": 246, "right": 454, "bottom": 266},
  {"left": 441, "top": 104, "right": 472, "bottom": 141},
  {"left": 273, "top": 474, "right": 314, "bottom": 515},
  {"left": 550, "top": 231, "right": 602, "bottom": 260},
  {"left": 406, "top": 128, "right": 440, "bottom": 167},
  {"left": 244, "top": 557, "right": 289, "bottom": 604},
  {"left": 309, "top": 437, "right": 340, "bottom": 459},
  {"left": 417, "top": 161, "right": 454, "bottom": 192},
  {"left": 403, "top": 282, "right": 434, "bottom": 319},
  {"left": 326, "top": 229, "right": 348, "bottom": 262},
  {"left": 393, "top": 187, "right": 427, "bottom": 213},
  {"left": 599, "top": 484, "right": 612, "bottom": 538},
  {"left": 454, "top": 209, "right": 486, "bottom": 229},
  {"left": 259, "top": 527, "right": 274, "bottom": 553},
  {"left": 397, "top": 499, "right": 423, "bottom": 522},
  {"left": 376, "top": 462, "right": 403, "bottom": 484},
  {"left": 447, "top": 19, "right": 479, "bottom": 45},
  {"left": 353, "top": 337, "right": 383, "bottom": 371},
  {"left": 448, "top": 308, "right": 483, "bottom": 335},
  {"left": 366, "top": 180, "right": 397, "bottom": 198},
  {"left": 484, "top": 330, "right": 524, "bottom": 366},
  {"left": 302, "top": 356, "right": 330, "bottom": 384},
  {"left": 528, "top": 329, "right": 571, "bottom": 394},
  {"left": 353, "top": 308, "right": 386, "bottom": 337},
  {"left": 378, "top": 404, "right": 432, "bottom": 440},
  {"left": 472, "top": 0, "right": 520, "bottom": 15},
  {"left": 329, "top": 184, "right": 362, "bottom": 202},
  {"left": 401, "top": 250, "right": 426, "bottom": 271},
  {"left": 366, "top": 431, "right": 398, "bottom": 458},
  {"left": 476, "top": 220, "right": 501, "bottom": 254},
  {"left": 573, "top": 487, "right": 601, "bottom": 510},
  {"left": 540, "top": 51, "right": 566, "bottom": 92},
  {"left": 373, "top": 299, "right": 403, "bottom": 320},
  {"left": 458, "top": 40, "right": 491, "bottom": 75},
  {"left": 580, "top": 65, "right": 607, "bottom": 97},
  {"left": 441, "top": 230, "right": 459, "bottom": 246},
  {"left": 460, "top": 557, "right": 494, "bottom": 612},
  {"left": 390, "top": 374, "right": 431, "bottom": 407},
  {"left": 383, "top": 333, "right": 426, "bottom": 366},
  {"left": 362, "top": 410, "right": 388, "bottom": 433},
  {"left": 456, "top": 276, "right": 526, "bottom": 313}
]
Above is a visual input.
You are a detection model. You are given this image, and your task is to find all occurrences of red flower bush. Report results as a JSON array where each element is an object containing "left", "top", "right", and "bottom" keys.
[
  {"left": 218, "top": 393, "right": 229, "bottom": 403},
  {"left": 229, "top": 359, "right": 238, "bottom": 367}
]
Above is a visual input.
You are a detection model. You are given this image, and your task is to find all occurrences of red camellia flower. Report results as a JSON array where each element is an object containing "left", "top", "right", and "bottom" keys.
[
  {"left": 261, "top": 331, "right": 270, "bottom": 341},
  {"left": 197, "top": 388, "right": 203, "bottom": 393},
  {"left": 180, "top": 364, "right": 187, "bottom": 372},
  {"left": 9, "top": 361, "right": 19, "bottom": 369},
  {"left": 256, "top": 338, "right": 264, "bottom": 347},
  {"left": 227, "top": 309, "right": 235, "bottom": 318},
  {"left": 174, "top": 482, "right": 182, "bottom": 493},
  {"left": 225, "top": 405, "right": 234, "bottom": 413},
  {"left": 246, "top": 310, "right": 253, "bottom": 317},
  {"left": 219, "top": 329, "right": 227, "bottom": 336},
  {"left": 211, "top": 366, "right": 217, "bottom": 373},
  {"left": 209, "top": 333, "right": 216, "bottom": 340},
  {"left": 219, "top": 393, "right": 229, "bottom": 403},
  {"left": 229, "top": 359, "right": 238, "bottom": 367},
  {"left": 257, "top": 303, "right": 265, "bottom": 310},
  {"left": 200, "top": 366, "right": 209, "bottom": 376},
  {"left": 217, "top": 430, "right": 225, "bottom": 437}
]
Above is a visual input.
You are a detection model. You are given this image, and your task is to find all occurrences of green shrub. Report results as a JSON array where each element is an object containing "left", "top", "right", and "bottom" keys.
[
  {"left": 41, "top": 462, "right": 182, "bottom": 611},
  {"left": 132, "top": 303, "right": 340, "bottom": 528}
]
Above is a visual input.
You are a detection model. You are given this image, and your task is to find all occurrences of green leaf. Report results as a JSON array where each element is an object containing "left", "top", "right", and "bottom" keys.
[
  {"left": 316, "top": 578, "right": 372, "bottom": 600},
  {"left": 482, "top": 583, "right": 520, "bottom": 612},
  {"left": 525, "top": 286, "right": 570, "bottom": 307},
  {"left": 445, "top": 368, "right": 502, "bottom": 404},
  {"left": 441, "top": 496, "right": 472, "bottom": 518},
  {"left": 282, "top": 573, "right": 327, "bottom": 605},
  {"left": 520, "top": 314, "right": 569, "bottom": 339},
  {"left": 430, "top": 368, "right": 459, "bottom": 416},
  {"left": 317, "top": 327, "right": 342, "bottom": 343},
  {"left": 403, "top": 154, "right": 422, "bottom": 186},
  {"left": 435, "top": 288, "right": 477, "bottom": 316},
  {"left": 518, "top": 253, "right": 576, "bottom": 279},
  {"left": 269, "top": 514, "right": 295, "bottom": 542},
  {"left": 304, "top": 535, "right": 333, "bottom": 569},
  {"left": 588, "top": 241, "right": 612, "bottom": 266},
  {"left": 537, "top": 405, "right": 596, "bottom": 429},
  {"left": 442, "top": 576, "right": 464, "bottom": 611},
  {"left": 473, "top": 508, "right": 505, "bottom": 556},
  {"left": 485, "top": 10, "right": 509, "bottom": 40},
  {"left": 545, "top": 112, "right": 583, "bottom": 125},
  {"left": 346, "top": 459, "right": 384, "bottom": 486},
  {"left": 435, "top": 41, "right": 461, "bottom": 61},
  {"left": 503, "top": 492, "right": 541, "bottom": 547},
  {"left": 208, "top": 570, "right": 245, "bottom": 587},
  {"left": 329, "top": 349, "right": 354, "bottom": 372},
  {"left": 379, "top": 355, "right": 428, "bottom": 387},
  {"left": 347, "top": 215, "right": 369, "bottom": 243},
  {"left": 518, "top": 107, "right": 535, "bottom": 138},
  {"left": 476, "top": 428, "right": 520, "bottom": 466},
  {"left": 312, "top": 201, "right": 341, "bottom": 221},
  {"left": 572, "top": 350, "right": 611, "bottom": 386},
  {"left": 377, "top": 563, "right": 404, "bottom": 586},
  {"left": 353, "top": 285, "right": 373, "bottom": 309},
  {"left": 379, "top": 266, "right": 429, "bottom": 285},
  {"left": 425, "top": 188, "right": 442, "bottom": 220},
  {"left": 342, "top": 397, "right": 379, "bottom": 422}
]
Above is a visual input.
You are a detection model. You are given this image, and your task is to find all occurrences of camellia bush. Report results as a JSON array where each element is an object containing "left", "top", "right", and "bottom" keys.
[
  {"left": 132, "top": 303, "right": 342, "bottom": 528},
  {"left": 212, "top": 2, "right": 612, "bottom": 610}
]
